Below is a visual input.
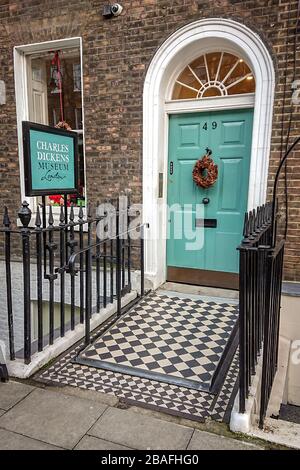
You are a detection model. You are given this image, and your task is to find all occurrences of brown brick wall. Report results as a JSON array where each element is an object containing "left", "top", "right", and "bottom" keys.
[{"left": 0, "top": 0, "right": 299, "bottom": 280}]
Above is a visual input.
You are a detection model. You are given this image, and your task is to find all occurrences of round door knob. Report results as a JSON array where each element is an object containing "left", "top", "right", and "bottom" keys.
[{"left": 202, "top": 197, "right": 210, "bottom": 205}]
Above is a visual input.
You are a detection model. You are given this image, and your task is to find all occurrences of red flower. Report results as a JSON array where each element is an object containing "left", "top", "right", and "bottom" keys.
[{"left": 49, "top": 195, "right": 62, "bottom": 205}]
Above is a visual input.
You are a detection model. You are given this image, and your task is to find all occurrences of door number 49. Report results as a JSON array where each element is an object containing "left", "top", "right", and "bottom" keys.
[{"left": 203, "top": 121, "right": 218, "bottom": 130}]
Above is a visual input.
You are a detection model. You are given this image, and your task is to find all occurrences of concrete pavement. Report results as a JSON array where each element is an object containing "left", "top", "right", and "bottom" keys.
[{"left": 0, "top": 380, "right": 265, "bottom": 450}]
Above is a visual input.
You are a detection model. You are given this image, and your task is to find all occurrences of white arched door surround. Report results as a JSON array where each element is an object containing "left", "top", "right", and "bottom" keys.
[{"left": 143, "top": 18, "right": 275, "bottom": 289}]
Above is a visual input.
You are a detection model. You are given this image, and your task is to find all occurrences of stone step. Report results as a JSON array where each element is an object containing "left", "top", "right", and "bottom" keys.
[{"left": 266, "top": 335, "right": 291, "bottom": 418}]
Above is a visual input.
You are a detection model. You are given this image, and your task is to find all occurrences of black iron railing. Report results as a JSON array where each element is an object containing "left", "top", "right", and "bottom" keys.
[
  {"left": 68, "top": 222, "right": 146, "bottom": 346},
  {"left": 238, "top": 137, "right": 300, "bottom": 428},
  {"left": 0, "top": 194, "right": 146, "bottom": 365},
  {"left": 0, "top": 363, "right": 8, "bottom": 382},
  {"left": 238, "top": 205, "right": 285, "bottom": 427},
  {"left": 259, "top": 239, "right": 285, "bottom": 427},
  {"left": 0, "top": 349, "right": 8, "bottom": 382},
  {"left": 238, "top": 203, "right": 273, "bottom": 410}
]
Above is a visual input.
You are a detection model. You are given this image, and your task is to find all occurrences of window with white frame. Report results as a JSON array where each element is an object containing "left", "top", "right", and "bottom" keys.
[
  {"left": 172, "top": 52, "right": 255, "bottom": 100},
  {"left": 15, "top": 38, "right": 85, "bottom": 209}
]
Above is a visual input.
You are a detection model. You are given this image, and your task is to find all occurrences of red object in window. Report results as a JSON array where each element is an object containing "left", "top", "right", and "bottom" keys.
[
  {"left": 49, "top": 195, "right": 79, "bottom": 207},
  {"left": 49, "top": 195, "right": 63, "bottom": 205}
]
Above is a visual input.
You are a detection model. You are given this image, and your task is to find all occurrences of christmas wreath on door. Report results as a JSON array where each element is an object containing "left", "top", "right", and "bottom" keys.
[{"left": 192, "top": 149, "right": 218, "bottom": 189}]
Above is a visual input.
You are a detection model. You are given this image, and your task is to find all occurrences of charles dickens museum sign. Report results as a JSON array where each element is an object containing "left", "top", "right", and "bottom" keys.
[{"left": 22, "top": 121, "right": 79, "bottom": 196}]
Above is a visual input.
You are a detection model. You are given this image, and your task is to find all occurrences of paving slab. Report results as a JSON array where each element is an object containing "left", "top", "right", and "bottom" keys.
[
  {"left": 52, "top": 385, "right": 119, "bottom": 407},
  {"left": 0, "top": 381, "right": 34, "bottom": 410},
  {"left": 75, "top": 435, "right": 132, "bottom": 450},
  {"left": 0, "top": 388, "right": 107, "bottom": 450},
  {"left": 187, "top": 430, "right": 262, "bottom": 450},
  {"left": 89, "top": 407, "right": 193, "bottom": 450},
  {"left": 0, "top": 428, "right": 62, "bottom": 450}
]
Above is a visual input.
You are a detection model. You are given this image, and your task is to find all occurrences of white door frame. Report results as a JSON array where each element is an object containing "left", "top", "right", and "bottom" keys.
[{"left": 142, "top": 18, "right": 275, "bottom": 289}]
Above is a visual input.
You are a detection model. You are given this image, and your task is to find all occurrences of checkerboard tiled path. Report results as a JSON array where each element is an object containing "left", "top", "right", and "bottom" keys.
[
  {"left": 78, "top": 293, "right": 238, "bottom": 392},
  {"left": 36, "top": 291, "right": 239, "bottom": 424}
]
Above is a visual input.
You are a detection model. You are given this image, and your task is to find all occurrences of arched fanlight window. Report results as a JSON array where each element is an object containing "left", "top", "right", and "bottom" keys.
[{"left": 172, "top": 52, "right": 255, "bottom": 100}]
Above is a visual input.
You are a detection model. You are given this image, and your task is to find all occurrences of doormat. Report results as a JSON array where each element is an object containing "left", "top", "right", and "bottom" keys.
[{"left": 75, "top": 292, "right": 238, "bottom": 393}]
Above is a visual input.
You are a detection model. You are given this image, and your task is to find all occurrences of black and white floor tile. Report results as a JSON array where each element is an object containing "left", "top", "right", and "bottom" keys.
[
  {"left": 36, "top": 292, "right": 239, "bottom": 424},
  {"left": 210, "top": 353, "right": 239, "bottom": 423},
  {"left": 78, "top": 293, "right": 238, "bottom": 392}
]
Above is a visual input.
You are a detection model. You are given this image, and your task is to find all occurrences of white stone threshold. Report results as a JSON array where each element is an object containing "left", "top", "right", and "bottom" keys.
[
  {"left": 229, "top": 336, "right": 299, "bottom": 448},
  {"left": 247, "top": 417, "right": 300, "bottom": 450},
  {"left": 5, "top": 290, "right": 137, "bottom": 379}
]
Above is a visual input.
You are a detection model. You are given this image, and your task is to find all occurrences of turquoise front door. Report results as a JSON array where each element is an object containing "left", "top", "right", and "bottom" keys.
[{"left": 167, "top": 108, "right": 253, "bottom": 288}]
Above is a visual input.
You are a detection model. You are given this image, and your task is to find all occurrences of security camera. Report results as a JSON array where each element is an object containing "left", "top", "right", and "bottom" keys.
[
  {"left": 111, "top": 4, "right": 123, "bottom": 16},
  {"left": 103, "top": 3, "right": 123, "bottom": 18}
]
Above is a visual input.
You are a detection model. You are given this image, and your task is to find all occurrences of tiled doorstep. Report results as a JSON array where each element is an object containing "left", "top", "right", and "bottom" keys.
[{"left": 36, "top": 313, "right": 239, "bottom": 425}]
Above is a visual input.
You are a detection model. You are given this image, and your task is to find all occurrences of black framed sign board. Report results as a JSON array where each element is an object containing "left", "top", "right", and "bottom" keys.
[{"left": 22, "top": 121, "right": 79, "bottom": 197}]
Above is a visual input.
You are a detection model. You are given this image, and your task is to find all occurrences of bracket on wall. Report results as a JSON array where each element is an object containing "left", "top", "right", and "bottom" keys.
[
  {"left": 103, "top": 5, "right": 113, "bottom": 17},
  {"left": 0, "top": 80, "right": 6, "bottom": 105},
  {"left": 158, "top": 173, "right": 164, "bottom": 198}
]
